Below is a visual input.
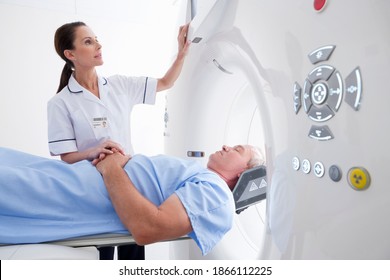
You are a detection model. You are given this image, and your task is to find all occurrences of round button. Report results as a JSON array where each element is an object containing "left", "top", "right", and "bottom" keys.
[
  {"left": 314, "top": 0, "right": 327, "bottom": 12},
  {"left": 347, "top": 167, "right": 371, "bottom": 190},
  {"left": 311, "top": 82, "right": 328, "bottom": 105},
  {"left": 313, "top": 162, "right": 325, "bottom": 178},
  {"left": 292, "top": 157, "right": 300, "bottom": 171},
  {"left": 302, "top": 159, "right": 311, "bottom": 174},
  {"left": 329, "top": 165, "right": 342, "bottom": 182}
]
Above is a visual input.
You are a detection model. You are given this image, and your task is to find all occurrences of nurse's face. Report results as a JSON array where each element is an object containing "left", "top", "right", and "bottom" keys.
[
  {"left": 207, "top": 145, "right": 252, "bottom": 182},
  {"left": 66, "top": 25, "right": 103, "bottom": 69}
]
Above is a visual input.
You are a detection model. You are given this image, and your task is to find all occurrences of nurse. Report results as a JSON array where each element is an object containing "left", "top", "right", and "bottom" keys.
[
  {"left": 48, "top": 21, "right": 190, "bottom": 163},
  {"left": 47, "top": 21, "right": 190, "bottom": 259}
]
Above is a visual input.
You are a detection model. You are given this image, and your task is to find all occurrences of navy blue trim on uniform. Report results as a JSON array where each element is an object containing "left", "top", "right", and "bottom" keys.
[
  {"left": 67, "top": 77, "right": 107, "bottom": 94},
  {"left": 67, "top": 84, "right": 83, "bottom": 94},
  {"left": 143, "top": 77, "right": 148, "bottom": 103},
  {"left": 48, "top": 138, "right": 76, "bottom": 144}
]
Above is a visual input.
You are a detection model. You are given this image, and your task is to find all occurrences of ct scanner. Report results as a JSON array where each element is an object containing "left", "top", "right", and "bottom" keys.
[
  {"left": 1, "top": 0, "right": 390, "bottom": 260},
  {"left": 164, "top": 0, "right": 390, "bottom": 259}
]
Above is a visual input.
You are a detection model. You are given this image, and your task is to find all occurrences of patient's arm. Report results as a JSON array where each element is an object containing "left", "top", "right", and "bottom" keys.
[{"left": 96, "top": 153, "right": 192, "bottom": 245}]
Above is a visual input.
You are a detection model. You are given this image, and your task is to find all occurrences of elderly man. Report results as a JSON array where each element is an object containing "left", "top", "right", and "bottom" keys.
[{"left": 0, "top": 145, "right": 263, "bottom": 255}]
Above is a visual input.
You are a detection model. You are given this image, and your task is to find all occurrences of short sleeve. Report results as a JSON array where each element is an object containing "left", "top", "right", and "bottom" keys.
[
  {"left": 175, "top": 179, "right": 235, "bottom": 255},
  {"left": 142, "top": 77, "right": 157, "bottom": 105},
  {"left": 47, "top": 98, "right": 77, "bottom": 156}
]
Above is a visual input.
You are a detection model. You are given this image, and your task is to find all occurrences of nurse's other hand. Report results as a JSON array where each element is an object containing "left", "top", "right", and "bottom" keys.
[{"left": 87, "top": 140, "right": 125, "bottom": 161}]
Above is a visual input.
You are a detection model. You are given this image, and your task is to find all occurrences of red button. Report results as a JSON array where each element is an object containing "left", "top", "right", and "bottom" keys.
[{"left": 314, "top": 0, "right": 327, "bottom": 11}]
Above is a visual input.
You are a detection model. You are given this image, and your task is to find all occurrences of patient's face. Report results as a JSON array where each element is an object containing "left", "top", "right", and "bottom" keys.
[{"left": 207, "top": 145, "right": 252, "bottom": 181}]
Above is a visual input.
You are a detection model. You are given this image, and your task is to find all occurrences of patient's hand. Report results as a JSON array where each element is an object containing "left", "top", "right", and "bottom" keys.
[
  {"left": 87, "top": 140, "right": 125, "bottom": 161},
  {"left": 94, "top": 151, "right": 131, "bottom": 175}
]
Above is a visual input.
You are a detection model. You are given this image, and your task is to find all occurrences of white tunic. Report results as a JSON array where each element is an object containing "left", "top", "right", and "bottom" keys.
[{"left": 47, "top": 74, "right": 157, "bottom": 155}]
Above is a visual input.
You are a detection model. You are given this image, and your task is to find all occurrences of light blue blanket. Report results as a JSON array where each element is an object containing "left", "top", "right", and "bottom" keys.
[{"left": 0, "top": 147, "right": 234, "bottom": 255}]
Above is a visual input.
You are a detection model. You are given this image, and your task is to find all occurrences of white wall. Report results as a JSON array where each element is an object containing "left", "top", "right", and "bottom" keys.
[{"left": 0, "top": 0, "right": 184, "bottom": 157}]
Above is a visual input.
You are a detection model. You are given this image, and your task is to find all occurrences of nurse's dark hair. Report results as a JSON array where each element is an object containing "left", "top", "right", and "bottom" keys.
[{"left": 54, "top": 21, "right": 86, "bottom": 93}]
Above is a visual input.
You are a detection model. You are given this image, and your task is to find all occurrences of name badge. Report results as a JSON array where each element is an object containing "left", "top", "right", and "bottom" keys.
[{"left": 92, "top": 117, "right": 108, "bottom": 128}]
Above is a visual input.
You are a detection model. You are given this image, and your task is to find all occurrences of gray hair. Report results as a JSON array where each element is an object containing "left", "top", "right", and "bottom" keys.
[{"left": 248, "top": 145, "right": 265, "bottom": 168}]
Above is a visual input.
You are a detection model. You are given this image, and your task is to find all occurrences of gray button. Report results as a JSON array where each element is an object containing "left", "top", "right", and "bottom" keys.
[
  {"left": 307, "top": 65, "right": 335, "bottom": 84},
  {"left": 345, "top": 67, "right": 362, "bottom": 111},
  {"left": 303, "top": 79, "right": 313, "bottom": 113},
  {"left": 329, "top": 165, "right": 342, "bottom": 182},
  {"left": 327, "top": 71, "right": 343, "bottom": 112},
  {"left": 308, "top": 104, "right": 334, "bottom": 122},
  {"left": 311, "top": 82, "right": 328, "bottom": 105},
  {"left": 308, "top": 45, "right": 336, "bottom": 64},
  {"left": 308, "top": 125, "right": 334, "bottom": 141},
  {"left": 293, "top": 82, "right": 302, "bottom": 114}
]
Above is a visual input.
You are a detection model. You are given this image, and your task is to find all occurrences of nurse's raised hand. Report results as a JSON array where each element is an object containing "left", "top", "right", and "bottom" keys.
[{"left": 177, "top": 23, "right": 191, "bottom": 59}]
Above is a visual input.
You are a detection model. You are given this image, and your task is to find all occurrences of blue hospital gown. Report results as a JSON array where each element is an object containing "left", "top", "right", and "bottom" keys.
[{"left": 0, "top": 147, "right": 234, "bottom": 255}]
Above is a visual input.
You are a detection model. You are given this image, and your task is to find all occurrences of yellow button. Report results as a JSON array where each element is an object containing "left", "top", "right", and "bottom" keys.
[{"left": 347, "top": 167, "right": 371, "bottom": 190}]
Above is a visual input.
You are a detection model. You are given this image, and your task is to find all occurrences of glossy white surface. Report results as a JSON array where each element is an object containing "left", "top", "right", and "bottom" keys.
[{"left": 165, "top": 0, "right": 390, "bottom": 259}]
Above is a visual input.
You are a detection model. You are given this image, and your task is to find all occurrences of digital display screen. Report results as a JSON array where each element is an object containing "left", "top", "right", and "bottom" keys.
[{"left": 233, "top": 165, "right": 267, "bottom": 213}]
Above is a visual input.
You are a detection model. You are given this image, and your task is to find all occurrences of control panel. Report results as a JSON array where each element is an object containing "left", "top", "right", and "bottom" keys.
[
  {"left": 293, "top": 45, "right": 362, "bottom": 141},
  {"left": 292, "top": 45, "right": 370, "bottom": 191}
]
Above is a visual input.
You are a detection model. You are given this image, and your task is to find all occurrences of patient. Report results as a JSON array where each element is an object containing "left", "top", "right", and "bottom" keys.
[{"left": 0, "top": 145, "right": 264, "bottom": 255}]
